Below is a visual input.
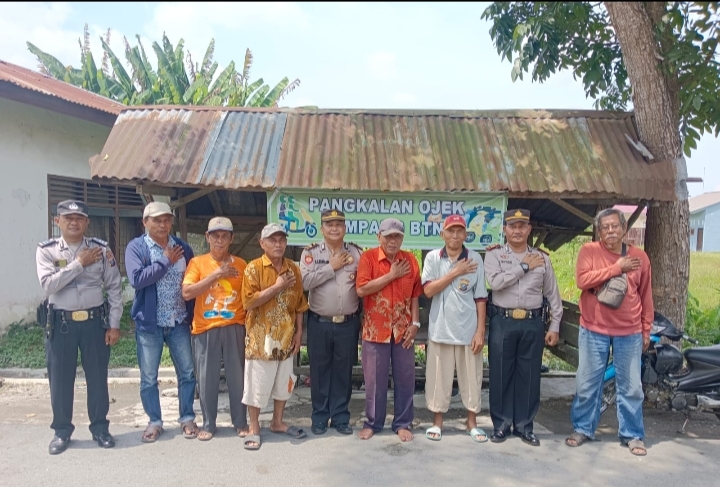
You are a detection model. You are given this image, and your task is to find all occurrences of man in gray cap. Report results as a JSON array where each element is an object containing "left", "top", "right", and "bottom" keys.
[
  {"left": 125, "top": 201, "right": 198, "bottom": 443},
  {"left": 356, "top": 218, "right": 422, "bottom": 442},
  {"left": 36, "top": 199, "right": 123, "bottom": 454},
  {"left": 241, "top": 223, "right": 309, "bottom": 450},
  {"left": 300, "top": 209, "right": 363, "bottom": 436}
]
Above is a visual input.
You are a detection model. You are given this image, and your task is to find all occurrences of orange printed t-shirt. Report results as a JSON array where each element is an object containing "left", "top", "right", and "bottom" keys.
[
  {"left": 356, "top": 248, "right": 422, "bottom": 344},
  {"left": 242, "top": 255, "right": 309, "bottom": 361},
  {"left": 183, "top": 254, "right": 247, "bottom": 335}
]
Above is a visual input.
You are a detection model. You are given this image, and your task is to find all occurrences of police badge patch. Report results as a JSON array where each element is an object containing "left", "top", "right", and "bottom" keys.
[
  {"left": 304, "top": 254, "right": 313, "bottom": 265},
  {"left": 458, "top": 278, "right": 470, "bottom": 292},
  {"left": 106, "top": 249, "right": 116, "bottom": 267}
]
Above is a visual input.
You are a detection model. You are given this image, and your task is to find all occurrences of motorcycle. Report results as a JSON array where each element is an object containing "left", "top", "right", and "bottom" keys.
[{"left": 600, "top": 312, "right": 720, "bottom": 433}]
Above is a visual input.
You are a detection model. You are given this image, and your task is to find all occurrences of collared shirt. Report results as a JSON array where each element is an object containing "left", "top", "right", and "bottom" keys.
[
  {"left": 300, "top": 240, "right": 362, "bottom": 316},
  {"left": 356, "top": 247, "right": 422, "bottom": 344},
  {"left": 36, "top": 236, "right": 123, "bottom": 329},
  {"left": 242, "top": 255, "right": 309, "bottom": 361},
  {"left": 484, "top": 244, "right": 562, "bottom": 332},
  {"left": 144, "top": 234, "right": 187, "bottom": 328},
  {"left": 421, "top": 246, "right": 488, "bottom": 345}
]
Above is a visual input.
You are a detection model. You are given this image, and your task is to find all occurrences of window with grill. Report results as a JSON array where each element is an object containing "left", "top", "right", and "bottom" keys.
[{"left": 47, "top": 175, "right": 145, "bottom": 275}]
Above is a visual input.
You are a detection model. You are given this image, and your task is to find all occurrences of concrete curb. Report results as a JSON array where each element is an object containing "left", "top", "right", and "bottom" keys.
[{"left": 0, "top": 367, "right": 179, "bottom": 380}]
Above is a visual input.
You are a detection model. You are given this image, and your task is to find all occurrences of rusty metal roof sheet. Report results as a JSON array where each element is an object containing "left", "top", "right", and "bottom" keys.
[
  {"left": 0, "top": 60, "right": 124, "bottom": 115},
  {"left": 90, "top": 108, "right": 286, "bottom": 189},
  {"left": 90, "top": 106, "right": 678, "bottom": 201},
  {"left": 276, "top": 110, "right": 677, "bottom": 200}
]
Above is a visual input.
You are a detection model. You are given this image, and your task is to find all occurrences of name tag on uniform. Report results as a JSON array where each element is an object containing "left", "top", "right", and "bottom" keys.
[{"left": 54, "top": 259, "right": 68, "bottom": 268}]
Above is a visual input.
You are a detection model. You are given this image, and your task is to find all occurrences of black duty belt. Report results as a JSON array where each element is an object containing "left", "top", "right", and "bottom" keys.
[
  {"left": 494, "top": 306, "right": 542, "bottom": 320},
  {"left": 53, "top": 305, "right": 103, "bottom": 322},
  {"left": 308, "top": 310, "right": 359, "bottom": 324}
]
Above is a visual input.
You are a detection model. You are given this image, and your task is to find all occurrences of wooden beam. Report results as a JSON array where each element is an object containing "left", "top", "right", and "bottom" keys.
[
  {"left": 188, "top": 215, "right": 267, "bottom": 226},
  {"left": 549, "top": 198, "right": 595, "bottom": 225},
  {"left": 178, "top": 205, "right": 188, "bottom": 241},
  {"left": 626, "top": 200, "right": 647, "bottom": 229},
  {"left": 135, "top": 184, "right": 177, "bottom": 198},
  {"left": 207, "top": 191, "right": 224, "bottom": 216},
  {"left": 229, "top": 225, "right": 264, "bottom": 256},
  {"left": 170, "top": 187, "right": 216, "bottom": 209},
  {"left": 533, "top": 230, "right": 549, "bottom": 248}
]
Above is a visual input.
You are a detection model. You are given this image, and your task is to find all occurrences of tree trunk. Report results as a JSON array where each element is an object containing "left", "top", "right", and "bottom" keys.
[{"left": 605, "top": 2, "right": 690, "bottom": 330}]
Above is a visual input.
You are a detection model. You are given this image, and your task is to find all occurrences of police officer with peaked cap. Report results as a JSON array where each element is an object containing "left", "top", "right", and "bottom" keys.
[
  {"left": 300, "top": 209, "right": 363, "bottom": 435},
  {"left": 483, "top": 209, "right": 563, "bottom": 447},
  {"left": 36, "top": 200, "right": 123, "bottom": 454}
]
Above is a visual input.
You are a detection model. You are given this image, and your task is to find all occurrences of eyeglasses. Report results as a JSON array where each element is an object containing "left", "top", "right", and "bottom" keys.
[{"left": 599, "top": 223, "right": 622, "bottom": 232}]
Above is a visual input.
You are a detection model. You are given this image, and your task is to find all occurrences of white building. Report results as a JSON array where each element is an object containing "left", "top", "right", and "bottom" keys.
[
  {"left": 0, "top": 60, "right": 143, "bottom": 332},
  {"left": 689, "top": 192, "right": 720, "bottom": 252}
]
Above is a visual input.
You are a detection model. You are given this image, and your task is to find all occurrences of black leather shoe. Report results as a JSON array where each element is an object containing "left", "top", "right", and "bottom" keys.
[
  {"left": 311, "top": 423, "right": 327, "bottom": 435},
  {"left": 92, "top": 432, "right": 116, "bottom": 448},
  {"left": 519, "top": 432, "right": 540, "bottom": 447},
  {"left": 490, "top": 430, "right": 510, "bottom": 443},
  {"left": 334, "top": 424, "right": 353, "bottom": 435},
  {"left": 49, "top": 436, "right": 70, "bottom": 455}
]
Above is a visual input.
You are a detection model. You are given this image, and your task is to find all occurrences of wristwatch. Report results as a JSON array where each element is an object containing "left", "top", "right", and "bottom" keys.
[
  {"left": 412, "top": 321, "right": 421, "bottom": 328},
  {"left": 520, "top": 263, "right": 530, "bottom": 273}
]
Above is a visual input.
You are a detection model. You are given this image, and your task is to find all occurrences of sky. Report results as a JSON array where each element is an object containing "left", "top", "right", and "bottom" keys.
[{"left": 1, "top": 1, "right": 717, "bottom": 197}]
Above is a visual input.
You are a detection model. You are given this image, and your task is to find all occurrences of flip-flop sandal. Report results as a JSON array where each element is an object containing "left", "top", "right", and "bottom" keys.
[
  {"left": 468, "top": 427, "right": 488, "bottom": 443},
  {"left": 273, "top": 425, "right": 306, "bottom": 439},
  {"left": 244, "top": 434, "right": 261, "bottom": 450},
  {"left": 425, "top": 426, "right": 442, "bottom": 441},
  {"left": 181, "top": 421, "right": 199, "bottom": 439},
  {"left": 237, "top": 428, "right": 250, "bottom": 438},
  {"left": 197, "top": 430, "right": 215, "bottom": 442},
  {"left": 141, "top": 425, "right": 163, "bottom": 443},
  {"left": 565, "top": 432, "right": 591, "bottom": 447},
  {"left": 623, "top": 439, "right": 647, "bottom": 456}
]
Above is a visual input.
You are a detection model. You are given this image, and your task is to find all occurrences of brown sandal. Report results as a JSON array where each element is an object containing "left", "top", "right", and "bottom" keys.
[
  {"left": 565, "top": 432, "right": 591, "bottom": 447},
  {"left": 197, "top": 430, "right": 215, "bottom": 441},
  {"left": 623, "top": 439, "right": 647, "bottom": 456},
  {"left": 141, "top": 425, "right": 164, "bottom": 443},
  {"left": 181, "top": 421, "right": 199, "bottom": 439},
  {"left": 237, "top": 427, "right": 250, "bottom": 438}
]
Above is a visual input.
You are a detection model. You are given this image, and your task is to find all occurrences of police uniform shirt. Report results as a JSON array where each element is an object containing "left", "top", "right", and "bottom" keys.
[
  {"left": 300, "top": 241, "right": 362, "bottom": 317},
  {"left": 484, "top": 244, "right": 562, "bottom": 332},
  {"left": 36, "top": 236, "right": 123, "bottom": 329}
]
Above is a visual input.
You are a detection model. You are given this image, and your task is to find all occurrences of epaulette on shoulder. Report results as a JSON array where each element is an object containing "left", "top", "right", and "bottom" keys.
[
  {"left": 536, "top": 247, "right": 549, "bottom": 256},
  {"left": 485, "top": 244, "right": 501, "bottom": 252},
  {"left": 304, "top": 242, "right": 319, "bottom": 251},
  {"left": 90, "top": 237, "right": 108, "bottom": 247},
  {"left": 348, "top": 242, "right": 364, "bottom": 252},
  {"left": 38, "top": 238, "right": 57, "bottom": 248}
]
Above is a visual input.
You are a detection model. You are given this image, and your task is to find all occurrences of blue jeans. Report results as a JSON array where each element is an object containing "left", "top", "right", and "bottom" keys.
[
  {"left": 136, "top": 325, "right": 196, "bottom": 427},
  {"left": 570, "top": 327, "right": 645, "bottom": 441}
]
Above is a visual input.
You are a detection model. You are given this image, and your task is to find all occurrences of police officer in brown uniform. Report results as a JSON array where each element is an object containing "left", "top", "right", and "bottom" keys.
[
  {"left": 36, "top": 200, "right": 123, "bottom": 454},
  {"left": 300, "top": 209, "right": 363, "bottom": 436},
  {"left": 484, "top": 209, "right": 562, "bottom": 447}
]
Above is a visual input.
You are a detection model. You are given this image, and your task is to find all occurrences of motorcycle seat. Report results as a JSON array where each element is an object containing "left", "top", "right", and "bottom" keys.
[{"left": 685, "top": 345, "right": 720, "bottom": 367}]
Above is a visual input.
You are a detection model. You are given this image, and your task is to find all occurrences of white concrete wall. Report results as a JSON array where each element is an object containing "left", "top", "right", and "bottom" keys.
[
  {"left": 0, "top": 97, "right": 111, "bottom": 331},
  {"left": 702, "top": 203, "right": 720, "bottom": 252}
]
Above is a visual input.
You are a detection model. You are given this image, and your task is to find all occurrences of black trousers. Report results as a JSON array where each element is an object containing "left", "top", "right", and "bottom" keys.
[
  {"left": 488, "top": 314, "right": 545, "bottom": 435},
  {"left": 45, "top": 316, "right": 110, "bottom": 438},
  {"left": 307, "top": 314, "right": 360, "bottom": 426}
]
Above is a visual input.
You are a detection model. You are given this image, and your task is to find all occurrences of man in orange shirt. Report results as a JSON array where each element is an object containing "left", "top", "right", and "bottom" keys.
[
  {"left": 566, "top": 208, "right": 653, "bottom": 457},
  {"left": 182, "top": 217, "right": 248, "bottom": 441},
  {"left": 241, "top": 223, "right": 309, "bottom": 450},
  {"left": 356, "top": 218, "right": 422, "bottom": 442}
]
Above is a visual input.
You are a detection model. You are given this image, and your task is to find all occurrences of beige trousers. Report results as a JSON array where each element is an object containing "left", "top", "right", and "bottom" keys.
[{"left": 424, "top": 340, "right": 483, "bottom": 413}]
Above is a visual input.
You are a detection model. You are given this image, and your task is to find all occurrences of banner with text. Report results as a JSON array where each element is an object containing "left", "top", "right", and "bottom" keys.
[{"left": 266, "top": 190, "right": 507, "bottom": 250}]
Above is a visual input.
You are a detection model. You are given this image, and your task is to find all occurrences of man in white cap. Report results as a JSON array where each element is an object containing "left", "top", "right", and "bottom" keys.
[
  {"left": 356, "top": 218, "right": 422, "bottom": 442},
  {"left": 182, "top": 217, "right": 249, "bottom": 441},
  {"left": 125, "top": 201, "right": 198, "bottom": 443},
  {"left": 422, "top": 215, "right": 488, "bottom": 443},
  {"left": 241, "top": 223, "right": 309, "bottom": 450}
]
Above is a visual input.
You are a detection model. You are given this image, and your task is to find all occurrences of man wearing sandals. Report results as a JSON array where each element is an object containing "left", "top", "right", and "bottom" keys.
[
  {"left": 422, "top": 215, "right": 489, "bottom": 443},
  {"left": 182, "top": 217, "right": 249, "bottom": 441},
  {"left": 241, "top": 223, "right": 309, "bottom": 450},
  {"left": 566, "top": 208, "right": 653, "bottom": 457},
  {"left": 356, "top": 218, "right": 422, "bottom": 443},
  {"left": 125, "top": 202, "right": 198, "bottom": 443}
]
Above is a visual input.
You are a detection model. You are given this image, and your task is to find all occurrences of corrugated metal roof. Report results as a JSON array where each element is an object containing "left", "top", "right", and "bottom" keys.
[
  {"left": 275, "top": 111, "right": 677, "bottom": 200},
  {"left": 0, "top": 60, "right": 124, "bottom": 115},
  {"left": 90, "top": 106, "right": 678, "bottom": 201},
  {"left": 90, "top": 109, "right": 286, "bottom": 189}
]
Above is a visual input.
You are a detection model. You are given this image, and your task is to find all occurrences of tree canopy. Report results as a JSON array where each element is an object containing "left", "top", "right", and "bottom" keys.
[{"left": 27, "top": 25, "right": 300, "bottom": 108}]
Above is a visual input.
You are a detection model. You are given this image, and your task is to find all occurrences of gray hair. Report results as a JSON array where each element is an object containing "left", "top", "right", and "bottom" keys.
[{"left": 594, "top": 208, "right": 627, "bottom": 229}]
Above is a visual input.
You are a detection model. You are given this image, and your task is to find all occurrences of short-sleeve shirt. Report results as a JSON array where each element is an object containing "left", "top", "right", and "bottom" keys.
[
  {"left": 356, "top": 248, "right": 422, "bottom": 344},
  {"left": 144, "top": 234, "right": 187, "bottom": 328},
  {"left": 421, "top": 246, "right": 488, "bottom": 345},
  {"left": 183, "top": 254, "right": 247, "bottom": 335},
  {"left": 242, "top": 255, "right": 309, "bottom": 361}
]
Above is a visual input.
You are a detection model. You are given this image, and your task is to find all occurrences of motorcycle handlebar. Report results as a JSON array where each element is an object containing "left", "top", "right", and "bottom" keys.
[{"left": 683, "top": 334, "right": 700, "bottom": 345}]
